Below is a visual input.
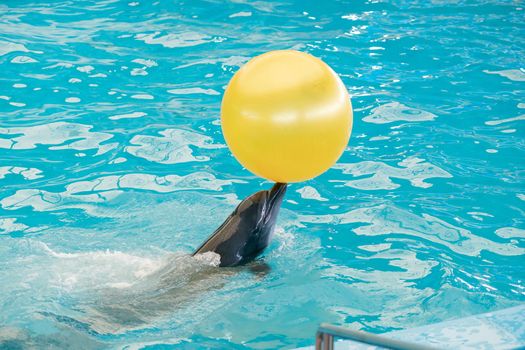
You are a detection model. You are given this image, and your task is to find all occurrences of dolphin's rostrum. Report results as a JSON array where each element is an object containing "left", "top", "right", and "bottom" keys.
[{"left": 193, "top": 183, "right": 287, "bottom": 267}]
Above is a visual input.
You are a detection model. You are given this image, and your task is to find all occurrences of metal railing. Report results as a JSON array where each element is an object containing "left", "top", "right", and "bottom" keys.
[{"left": 316, "top": 323, "right": 441, "bottom": 350}]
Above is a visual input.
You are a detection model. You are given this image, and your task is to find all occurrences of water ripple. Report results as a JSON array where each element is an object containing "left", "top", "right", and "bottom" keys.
[
  {"left": 0, "top": 166, "right": 43, "bottom": 181},
  {"left": 299, "top": 205, "right": 523, "bottom": 257},
  {"left": 0, "top": 0, "right": 523, "bottom": 347},
  {"left": 135, "top": 32, "right": 226, "bottom": 49},
  {"left": 125, "top": 128, "right": 225, "bottom": 164},
  {"left": 0, "top": 122, "right": 116, "bottom": 155},
  {"left": 363, "top": 102, "right": 438, "bottom": 124},
  {"left": 333, "top": 157, "right": 452, "bottom": 190},
  {"left": 0, "top": 218, "right": 29, "bottom": 234},
  {"left": 1, "top": 172, "right": 240, "bottom": 214}
]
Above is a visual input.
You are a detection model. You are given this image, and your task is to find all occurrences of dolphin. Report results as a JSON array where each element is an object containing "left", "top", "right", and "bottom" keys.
[{"left": 193, "top": 182, "right": 288, "bottom": 267}]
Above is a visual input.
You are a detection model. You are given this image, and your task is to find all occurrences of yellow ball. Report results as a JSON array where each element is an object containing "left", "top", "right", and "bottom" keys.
[{"left": 221, "top": 50, "right": 353, "bottom": 183}]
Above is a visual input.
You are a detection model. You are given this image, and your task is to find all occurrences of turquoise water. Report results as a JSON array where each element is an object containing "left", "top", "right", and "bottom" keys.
[{"left": 1, "top": 0, "right": 524, "bottom": 348}]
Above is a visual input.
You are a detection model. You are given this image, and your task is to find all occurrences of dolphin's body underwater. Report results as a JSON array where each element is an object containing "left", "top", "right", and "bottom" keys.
[{"left": 193, "top": 182, "right": 287, "bottom": 267}]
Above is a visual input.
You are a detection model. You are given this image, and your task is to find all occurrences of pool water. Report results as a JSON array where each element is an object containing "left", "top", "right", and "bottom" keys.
[{"left": 1, "top": 0, "right": 524, "bottom": 349}]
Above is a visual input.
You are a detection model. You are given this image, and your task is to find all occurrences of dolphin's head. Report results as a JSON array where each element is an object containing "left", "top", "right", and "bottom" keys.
[
  {"left": 193, "top": 183, "right": 288, "bottom": 267},
  {"left": 256, "top": 182, "right": 287, "bottom": 247},
  {"left": 230, "top": 183, "right": 287, "bottom": 264}
]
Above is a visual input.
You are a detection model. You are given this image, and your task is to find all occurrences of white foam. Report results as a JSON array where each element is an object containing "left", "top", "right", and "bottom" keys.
[
  {"left": 38, "top": 244, "right": 165, "bottom": 292},
  {"left": 193, "top": 251, "right": 221, "bottom": 266}
]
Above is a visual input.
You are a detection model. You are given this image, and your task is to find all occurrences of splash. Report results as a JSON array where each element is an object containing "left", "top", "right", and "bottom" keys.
[{"left": 0, "top": 239, "right": 235, "bottom": 336}]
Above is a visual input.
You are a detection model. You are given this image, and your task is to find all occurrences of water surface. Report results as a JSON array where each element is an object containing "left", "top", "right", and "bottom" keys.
[{"left": 0, "top": 0, "right": 524, "bottom": 348}]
